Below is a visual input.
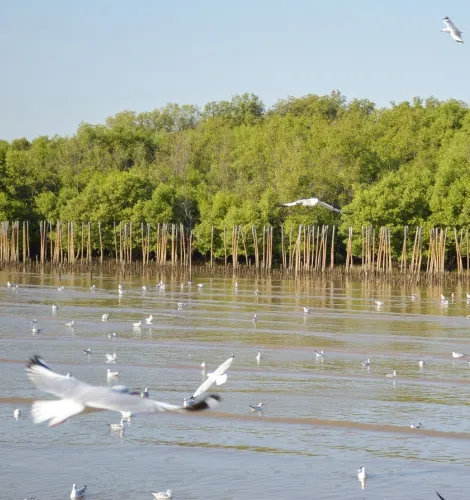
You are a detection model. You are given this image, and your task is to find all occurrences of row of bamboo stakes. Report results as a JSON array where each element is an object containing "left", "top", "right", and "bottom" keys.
[{"left": 1, "top": 221, "right": 470, "bottom": 275}]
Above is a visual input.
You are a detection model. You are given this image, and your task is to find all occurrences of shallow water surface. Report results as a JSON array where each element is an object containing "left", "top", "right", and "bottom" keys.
[{"left": 1, "top": 272, "right": 469, "bottom": 499}]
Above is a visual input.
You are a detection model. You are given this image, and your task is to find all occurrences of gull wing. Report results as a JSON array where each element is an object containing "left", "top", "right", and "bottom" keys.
[
  {"left": 316, "top": 200, "right": 343, "bottom": 213},
  {"left": 443, "top": 17, "right": 458, "bottom": 31},
  {"left": 279, "top": 198, "right": 308, "bottom": 207},
  {"left": 192, "top": 355, "right": 234, "bottom": 398},
  {"left": 26, "top": 356, "right": 93, "bottom": 399},
  {"left": 212, "top": 354, "right": 235, "bottom": 377}
]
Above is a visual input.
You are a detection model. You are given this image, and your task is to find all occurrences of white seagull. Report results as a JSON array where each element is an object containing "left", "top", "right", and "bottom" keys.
[
  {"left": 357, "top": 466, "right": 368, "bottom": 480},
  {"left": 106, "top": 353, "right": 116, "bottom": 362},
  {"left": 57, "top": 287, "right": 64, "bottom": 292},
  {"left": 70, "top": 484, "right": 87, "bottom": 499},
  {"left": 14, "top": 408, "right": 21, "bottom": 420},
  {"left": 256, "top": 352, "right": 261, "bottom": 364},
  {"left": 152, "top": 490, "right": 172, "bottom": 499},
  {"left": 442, "top": 16, "right": 464, "bottom": 43},
  {"left": 25, "top": 356, "right": 221, "bottom": 426},
  {"left": 108, "top": 332, "right": 117, "bottom": 339},
  {"left": 303, "top": 307, "right": 313, "bottom": 313},
  {"left": 250, "top": 402, "right": 264, "bottom": 412},
  {"left": 279, "top": 197, "right": 342, "bottom": 213},
  {"left": 107, "top": 369, "right": 120, "bottom": 379},
  {"left": 386, "top": 370, "right": 397, "bottom": 378},
  {"left": 314, "top": 350, "right": 325, "bottom": 358},
  {"left": 52, "top": 304, "right": 59, "bottom": 311},
  {"left": 141, "top": 388, "right": 149, "bottom": 398},
  {"left": 83, "top": 348, "right": 92, "bottom": 355},
  {"left": 361, "top": 358, "right": 371, "bottom": 367},
  {"left": 190, "top": 354, "right": 234, "bottom": 400},
  {"left": 133, "top": 320, "right": 142, "bottom": 328},
  {"left": 145, "top": 314, "right": 153, "bottom": 324},
  {"left": 419, "top": 360, "right": 425, "bottom": 368},
  {"left": 109, "top": 418, "right": 126, "bottom": 431},
  {"left": 452, "top": 352, "right": 465, "bottom": 358},
  {"left": 32, "top": 326, "right": 42, "bottom": 334},
  {"left": 66, "top": 372, "right": 73, "bottom": 378},
  {"left": 410, "top": 422, "right": 423, "bottom": 429},
  {"left": 65, "top": 320, "right": 74, "bottom": 327},
  {"left": 101, "top": 313, "right": 109, "bottom": 322}
]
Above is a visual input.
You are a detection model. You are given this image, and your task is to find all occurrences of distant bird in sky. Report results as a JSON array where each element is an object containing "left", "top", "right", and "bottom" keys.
[
  {"left": 279, "top": 197, "right": 342, "bottom": 213},
  {"left": 441, "top": 16, "right": 464, "bottom": 43}
]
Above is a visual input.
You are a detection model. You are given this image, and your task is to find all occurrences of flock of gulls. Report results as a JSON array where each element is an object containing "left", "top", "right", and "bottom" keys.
[
  {"left": 12, "top": 278, "right": 468, "bottom": 499},
  {"left": 10, "top": 18, "right": 466, "bottom": 494}
]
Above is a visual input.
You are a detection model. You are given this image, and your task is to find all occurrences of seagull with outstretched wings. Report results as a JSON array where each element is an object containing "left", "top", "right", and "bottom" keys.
[
  {"left": 25, "top": 356, "right": 221, "bottom": 426},
  {"left": 442, "top": 17, "right": 464, "bottom": 43},
  {"left": 279, "top": 197, "right": 342, "bottom": 213}
]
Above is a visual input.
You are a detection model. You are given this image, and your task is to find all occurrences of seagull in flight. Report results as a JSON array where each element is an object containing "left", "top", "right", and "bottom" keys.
[
  {"left": 190, "top": 354, "right": 234, "bottom": 401},
  {"left": 279, "top": 197, "right": 342, "bottom": 213},
  {"left": 25, "top": 356, "right": 222, "bottom": 426},
  {"left": 442, "top": 16, "right": 464, "bottom": 43}
]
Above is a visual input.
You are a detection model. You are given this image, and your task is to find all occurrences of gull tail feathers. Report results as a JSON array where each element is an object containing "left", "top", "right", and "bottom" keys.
[
  {"left": 215, "top": 374, "right": 228, "bottom": 385},
  {"left": 185, "top": 394, "right": 222, "bottom": 412},
  {"left": 31, "top": 399, "right": 85, "bottom": 426}
]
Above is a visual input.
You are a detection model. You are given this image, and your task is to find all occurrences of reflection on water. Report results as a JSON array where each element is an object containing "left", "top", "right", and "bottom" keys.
[{"left": 0, "top": 271, "right": 469, "bottom": 499}]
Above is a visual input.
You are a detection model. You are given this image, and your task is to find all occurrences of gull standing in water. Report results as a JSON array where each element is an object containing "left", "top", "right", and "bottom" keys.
[
  {"left": 357, "top": 466, "right": 368, "bottom": 490},
  {"left": 141, "top": 388, "right": 149, "bottom": 398},
  {"left": 83, "top": 348, "right": 92, "bottom": 355},
  {"left": 441, "top": 16, "right": 464, "bottom": 43},
  {"left": 70, "top": 484, "right": 87, "bottom": 499},
  {"left": 102, "top": 313, "right": 109, "bottom": 322},
  {"left": 25, "top": 356, "right": 221, "bottom": 426},
  {"left": 152, "top": 490, "right": 172, "bottom": 499},
  {"left": 410, "top": 422, "right": 423, "bottom": 429},
  {"left": 108, "top": 332, "right": 117, "bottom": 339},
  {"left": 256, "top": 352, "right": 261, "bottom": 365},
  {"left": 107, "top": 369, "right": 120, "bottom": 379},
  {"left": 452, "top": 352, "right": 465, "bottom": 358},
  {"left": 133, "top": 320, "right": 142, "bottom": 328},
  {"left": 250, "top": 402, "right": 264, "bottom": 412},
  {"left": 361, "top": 358, "right": 371, "bottom": 368},
  {"left": 419, "top": 360, "right": 425, "bottom": 368},
  {"left": 314, "top": 350, "right": 325, "bottom": 358},
  {"left": 145, "top": 314, "right": 153, "bottom": 324},
  {"left": 386, "top": 370, "right": 397, "bottom": 378},
  {"left": 14, "top": 408, "right": 21, "bottom": 420},
  {"left": 201, "top": 361, "right": 206, "bottom": 375},
  {"left": 303, "top": 307, "right": 312, "bottom": 313},
  {"left": 109, "top": 418, "right": 126, "bottom": 431},
  {"left": 106, "top": 353, "right": 116, "bottom": 362},
  {"left": 32, "top": 326, "right": 42, "bottom": 334},
  {"left": 65, "top": 320, "right": 74, "bottom": 328},
  {"left": 190, "top": 354, "right": 234, "bottom": 401}
]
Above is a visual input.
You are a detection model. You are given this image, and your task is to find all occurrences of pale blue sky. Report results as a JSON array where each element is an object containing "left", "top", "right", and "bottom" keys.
[{"left": 0, "top": 0, "right": 468, "bottom": 140}]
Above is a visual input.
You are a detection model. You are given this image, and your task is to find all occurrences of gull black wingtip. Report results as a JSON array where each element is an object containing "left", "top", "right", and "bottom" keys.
[
  {"left": 185, "top": 394, "right": 222, "bottom": 411},
  {"left": 26, "top": 355, "right": 50, "bottom": 370},
  {"left": 436, "top": 492, "right": 446, "bottom": 500}
]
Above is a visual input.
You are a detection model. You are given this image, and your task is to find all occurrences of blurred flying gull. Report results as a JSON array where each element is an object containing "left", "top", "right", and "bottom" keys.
[
  {"left": 190, "top": 354, "right": 234, "bottom": 401},
  {"left": 279, "top": 197, "right": 342, "bottom": 213},
  {"left": 25, "top": 355, "right": 221, "bottom": 426},
  {"left": 442, "top": 16, "right": 464, "bottom": 43}
]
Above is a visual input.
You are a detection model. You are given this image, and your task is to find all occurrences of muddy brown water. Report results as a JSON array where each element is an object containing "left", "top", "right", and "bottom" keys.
[{"left": 1, "top": 271, "right": 469, "bottom": 499}]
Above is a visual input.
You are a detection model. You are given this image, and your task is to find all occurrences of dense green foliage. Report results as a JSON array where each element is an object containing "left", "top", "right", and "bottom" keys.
[{"left": 2, "top": 91, "right": 469, "bottom": 259}]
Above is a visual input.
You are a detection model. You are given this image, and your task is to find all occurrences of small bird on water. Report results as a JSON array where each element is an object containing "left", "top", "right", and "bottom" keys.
[
  {"left": 152, "top": 490, "right": 172, "bottom": 499},
  {"left": 70, "top": 484, "right": 87, "bottom": 499}
]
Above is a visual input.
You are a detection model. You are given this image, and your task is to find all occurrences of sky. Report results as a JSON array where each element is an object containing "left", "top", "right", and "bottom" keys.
[{"left": 0, "top": 0, "right": 468, "bottom": 140}]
